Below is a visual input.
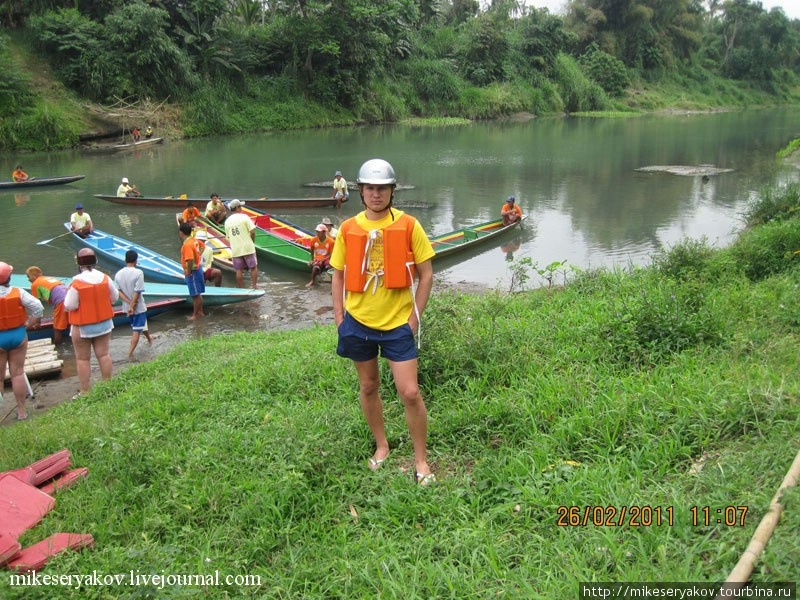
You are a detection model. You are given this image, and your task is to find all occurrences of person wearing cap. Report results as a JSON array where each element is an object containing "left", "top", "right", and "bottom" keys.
[
  {"left": 64, "top": 248, "right": 119, "bottom": 396},
  {"left": 194, "top": 229, "right": 222, "bottom": 287},
  {"left": 114, "top": 250, "right": 153, "bottom": 358},
  {"left": 332, "top": 170, "right": 349, "bottom": 208},
  {"left": 178, "top": 223, "right": 206, "bottom": 320},
  {"left": 321, "top": 216, "right": 338, "bottom": 239},
  {"left": 330, "top": 158, "right": 436, "bottom": 486},
  {"left": 181, "top": 201, "right": 202, "bottom": 228},
  {"left": 0, "top": 261, "right": 44, "bottom": 420},
  {"left": 306, "top": 224, "right": 335, "bottom": 288},
  {"left": 145, "top": 126, "right": 153, "bottom": 139},
  {"left": 70, "top": 204, "right": 93, "bottom": 238},
  {"left": 204, "top": 193, "right": 227, "bottom": 225},
  {"left": 116, "top": 177, "right": 141, "bottom": 198},
  {"left": 25, "top": 266, "right": 68, "bottom": 344},
  {"left": 501, "top": 195, "right": 522, "bottom": 226},
  {"left": 11, "top": 164, "right": 29, "bottom": 183},
  {"left": 224, "top": 199, "right": 258, "bottom": 289}
]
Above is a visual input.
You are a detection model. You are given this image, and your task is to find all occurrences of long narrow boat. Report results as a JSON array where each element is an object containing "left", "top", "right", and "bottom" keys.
[
  {"left": 25, "top": 298, "right": 184, "bottom": 341},
  {"left": 0, "top": 176, "right": 85, "bottom": 190},
  {"left": 63, "top": 223, "right": 185, "bottom": 284},
  {"left": 240, "top": 207, "right": 314, "bottom": 248},
  {"left": 430, "top": 216, "right": 527, "bottom": 259},
  {"left": 174, "top": 213, "right": 235, "bottom": 271},
  {"left": 9, "top": 274, "right": 265, "bottom": 308},
  {"left": 110, "top": 137, "right": 164, "bottom": 151},
  {"left": 205, "top": 209, "right": 314, "bottom": 272},
  {"left": 303, "top": 181, "right": 416, "bottom": 191},
  {"left": 94, "top": 194, "right": 341, "bottom": 210}
]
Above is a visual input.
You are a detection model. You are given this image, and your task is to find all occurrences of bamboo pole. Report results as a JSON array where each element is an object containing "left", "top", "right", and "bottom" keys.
[{"left": 717, "top": 449, "right": 800, "bottom": 596}]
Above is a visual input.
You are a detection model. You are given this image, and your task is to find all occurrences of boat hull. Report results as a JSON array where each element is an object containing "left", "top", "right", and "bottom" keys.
[
  {"left": 63, "top": 224, "right": 185, "bottom": 283},
  {"left": 430, "top": 216, "right": 527, "bottom": 259},
  {"left": 9, "top": 275, "right": 265, "bottom": 308},
  {"left": 0, "top": 176, "right": 85, "bottom": 190},
  {"left": 94, "top": 194, "right": 341, "bottom": 209},
  {"left": 110, "top": 137, "right": 164, "bottom": 151}
]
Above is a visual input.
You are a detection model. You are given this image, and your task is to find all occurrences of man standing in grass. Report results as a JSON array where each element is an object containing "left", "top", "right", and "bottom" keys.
[
  {"left": 114, "top": 250, "right": 153, "bottom": 358},
  {"left": 178, "top": 223, "right": 205, "bottom": 320},
  {"left": 224, "top": 199, "right": 258, "bottom": 289},
  {"left": 331, "top": 158, "right": 436, "bottom": 486}
]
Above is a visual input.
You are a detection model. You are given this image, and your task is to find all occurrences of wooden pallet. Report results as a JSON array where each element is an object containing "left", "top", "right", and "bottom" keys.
[{"left": 3, "top": 339, "right": 62, "bottom": 381}]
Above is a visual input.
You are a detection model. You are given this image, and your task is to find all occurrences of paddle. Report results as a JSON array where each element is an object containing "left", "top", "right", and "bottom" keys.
[{"left": 36, "top": 230, "right": 74, "bottom": 246}]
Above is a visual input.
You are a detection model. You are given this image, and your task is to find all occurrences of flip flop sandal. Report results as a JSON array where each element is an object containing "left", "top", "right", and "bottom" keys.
[
  {"left": 415, "top": 472, "right": 436, "bottom": 487},
  {"left": 368, "top": 455, "right": 388, "bottom": 471}
]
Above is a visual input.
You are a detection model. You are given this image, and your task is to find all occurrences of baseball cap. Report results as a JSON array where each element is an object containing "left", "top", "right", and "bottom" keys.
[
  {"left": 322, "top": 217, "right": 333, "bottom": 226},
  {"left": 228, "top": 199, "right": 244, "bottom": 209},
  {"left": 315, "top": 224, "right": 327, "bottom": 232},
  {"left": 122, "top": 177, "right": 129, "bottom": 183},
  {"left": 335, "top": 170, "right": 342, "bottom": 177},
  {"left": 75, "top": 203, "right": 84, "bottom": 210},
  {"left": 507, "top": 196, "right": 515, "bottom": 203}
]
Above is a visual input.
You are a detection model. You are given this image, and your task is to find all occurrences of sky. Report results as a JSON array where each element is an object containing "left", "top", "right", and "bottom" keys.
[{"left": 525, "top": 0, "right": 800, "bottom": 20}]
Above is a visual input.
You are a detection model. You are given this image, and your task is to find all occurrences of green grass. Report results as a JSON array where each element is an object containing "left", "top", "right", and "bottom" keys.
[
  {"left": 776, "top": 137, "right": 800, "bottom": 159},
  {"left": 569, "top": 111, "right": 642, "bottom": 118},
  {"left": 1, "top": 187, "right": 800, "bottom": 597}
]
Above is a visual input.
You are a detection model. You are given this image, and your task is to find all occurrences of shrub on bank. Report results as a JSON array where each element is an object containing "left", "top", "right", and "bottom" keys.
[{"left": 729, "top": 218, "right": 800, "bottom": 281}]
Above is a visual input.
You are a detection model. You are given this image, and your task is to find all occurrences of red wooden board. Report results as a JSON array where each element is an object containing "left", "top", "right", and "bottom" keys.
[
  {"left": 38, "top": 468, "right": 88, "bottom": 496},
  {"left": 0, "top": 532, "right": 21, "bottom": 566},
  {"left": 6, "top": 533, "right": 94, "bottom": 572},
  {"left": 0, "top": 475, "right": 55, "bottom": 538}
]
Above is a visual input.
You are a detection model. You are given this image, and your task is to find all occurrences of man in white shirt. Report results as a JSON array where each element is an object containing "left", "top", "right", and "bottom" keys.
[
  {"left": 70, "top": 204, "right": 93, "bottom": 238},
  {"left": 116, "top": 177, "right": 140, "bottom": 198},
  {"left": 223, "top": 199, "right": 258, "bottom": 289},
  {"left": 332, "top": 170, "right": 349, "bottom": 208}
]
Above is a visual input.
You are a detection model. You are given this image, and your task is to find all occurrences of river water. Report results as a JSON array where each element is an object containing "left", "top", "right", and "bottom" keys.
[{"left": 2, "top": 109, "right": 799, "bottom": 409}]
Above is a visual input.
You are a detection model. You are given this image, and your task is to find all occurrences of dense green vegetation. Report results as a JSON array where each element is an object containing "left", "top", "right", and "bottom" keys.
[
  {"left": 1, "top": 0, "right": 799, "bottom": 149},
  {"left": 0, "top": 183, "right": 799, "bottom": 596}
]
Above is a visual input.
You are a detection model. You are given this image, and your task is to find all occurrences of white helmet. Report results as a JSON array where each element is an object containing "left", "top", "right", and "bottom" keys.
[{"left": 356, "top": 159, "right": 396, "bottom": 185}]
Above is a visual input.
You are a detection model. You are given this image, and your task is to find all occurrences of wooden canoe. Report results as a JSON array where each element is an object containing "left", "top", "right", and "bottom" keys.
[
  {"left": 63, "top": 223, "right": 185, "bottom": 283},
  {"left": 9, "top": 274, "right": 265, "bottom": 308},
  {"left": 94, "top": 194, "right": 342, "bottom": 209},
  {"left": 0, "top": 175, "right": 85, "bottom": 190},
  {"left": 205, "top": 209, "right": 314, "bottom": 272},
  {"left": 174, "top": 213, "right": 235, "bottom": 271},
  {"left": 430, "top": 216, "right": 527, "bottom": 259},
  {"left": 110, "top": 137, "right": 164, "bottom": 151}
]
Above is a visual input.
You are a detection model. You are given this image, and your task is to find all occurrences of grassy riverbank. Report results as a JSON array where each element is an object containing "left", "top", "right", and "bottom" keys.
[{"left": 1, "top": 186, "right": 799, "bottom": 597}]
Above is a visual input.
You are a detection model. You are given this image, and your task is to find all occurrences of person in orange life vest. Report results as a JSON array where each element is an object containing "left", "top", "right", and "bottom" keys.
[
  {"left": 306, "top": 224, "right": 335, "bottom": 288},
  {"left": 64, "top": 248, "right": 119, "bottom": 396},
  {"left": 330, "top": 158, "right": 436, "bottom": 486},
  {"left": 501, "top": 195, "right": 522, "bottom": 226},
  {"left": 181, "top": 201, "right": 201, "bottom": 228},
  {"left": 179, "top": 222, "right": 205, "bottom": 320},
  {"left": 194, "top": 229, "right": 222, "bottom": 287},
  {"left": 11, "top": 164, "right": 28, "bottom": 182},
  {"left": 26, "top": 266, "right": 68, "bottom": 344},
  {"left": 0, "top": 262, "right": 44, "bottom": 420}
]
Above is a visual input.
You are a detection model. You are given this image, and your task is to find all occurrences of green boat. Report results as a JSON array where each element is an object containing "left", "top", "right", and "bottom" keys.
[
  {"left": 430, "top": 216, "right": 527, "bottom": 259},
  {"left": 206, "top": 212, "right": 313, "bottom": 272}
]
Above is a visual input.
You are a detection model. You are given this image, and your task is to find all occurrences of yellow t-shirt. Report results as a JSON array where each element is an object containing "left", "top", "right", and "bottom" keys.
[
  {"left": 333, "top": 177, "right": 348, "bottom": 194},
  {"left": 70, "top": 212, "right": 91, "bottom": 229},
  {"left": 330, "top": 209, "right": 434, "bottom": 330},
  {"left": 224, "top": 212, "right": 256, "bottom": 257}
]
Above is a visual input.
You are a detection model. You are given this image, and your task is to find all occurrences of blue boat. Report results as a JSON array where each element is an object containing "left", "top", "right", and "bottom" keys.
[
  {"left": 25, "top": 298, "right": 184, "bottom": 341},
  {"left": 8, "top": 274, "right": 264, "bottom": 308},
  {"left": 63, "top": 223, "right": 184, "bottom": 283}
]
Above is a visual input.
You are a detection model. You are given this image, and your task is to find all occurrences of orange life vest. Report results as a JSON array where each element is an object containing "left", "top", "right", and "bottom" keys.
[
  {"left": 30, "top": 276, "right": 64, "bottom": 304},
  {"left": 340, "top": 213, "right": 416, "bottom": 292},
  {"left": 67, "top": 275, "right": 114, "bottom": 326},
  {"left": 0, "top": 288, "right": 27, "bottom": 330}
]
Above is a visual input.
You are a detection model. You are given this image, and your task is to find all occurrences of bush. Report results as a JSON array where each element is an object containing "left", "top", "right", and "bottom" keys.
[
  {"left": 604, "top": 276, "right": 722, "bottom": 365},
  {"left": 742, "top": 183, "right": 800, "bottom": 227},
  {"left": 402, "top": 58, "right": 462, "bottom": 104},
  {"left": 579, "top": 43, "right": 630, "bottom": 96},
  {"left": 0, "top": 35, "right": 33, "bottom": 117},
  {"left": 553, "top": 53, "right": 609, "bottom": 113},
  {"left": 652, "top": 238, "right": 715, "bottom": 281},
  {"left": 729, "top": 219, "right": 800, "bottom": 281}
]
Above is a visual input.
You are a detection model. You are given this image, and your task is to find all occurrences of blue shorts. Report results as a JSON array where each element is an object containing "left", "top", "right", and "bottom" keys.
[
  {"left": 0, "top": 326, "right": 26, "bottom": 351},
  {"left": 130, "top": 312, "right": 148, "bottom": 332},
  {"left": 336, "top": 312, "right": 417, "bottom": 363},
  {"left": 185, "top": 268, "right": 205, "bottom": 297}
]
